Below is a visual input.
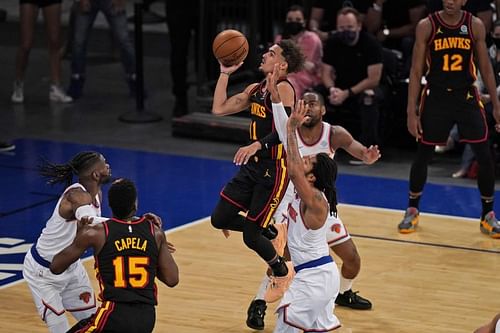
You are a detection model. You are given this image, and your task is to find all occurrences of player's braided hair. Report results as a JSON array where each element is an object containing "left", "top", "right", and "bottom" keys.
[
  {"left": 108, "top": 178, "right": 137, "bottom": 219},
  {"left": 312, "top": 153, "right": 338, "bottom": 216},
  {"left": 278, "top": 39, "right": 305, "bottom": 73},
  {"left": 38, "top": 151, "right": 101, "bottom": 186}
]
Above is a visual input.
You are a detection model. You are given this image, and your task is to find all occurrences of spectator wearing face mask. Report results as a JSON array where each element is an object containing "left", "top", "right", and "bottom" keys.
[
  {"left": 320, "top": 7, "right": 384, "bottom": 152},
  {"left": 274, "top": 5, "right": 323, "bottom": 99}
]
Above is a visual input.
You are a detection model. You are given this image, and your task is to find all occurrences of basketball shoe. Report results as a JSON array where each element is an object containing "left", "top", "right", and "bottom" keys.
[
  {"left": 49, "top": 84, "right": 73, "bottom": 103},
  {"left": 398, "top": 207, "right": 419, "bottom": 233},
  {"left": 246, "top": 299, "right": 267, "bottom": 330},
  {"left": 480, "top": 211, "right": 500, "bottom": 238},
  {"left": 335, "top": 289, "right": 372, "bottom": 310},
  {"left": 11, "top": 80, "right": 24, "bottom": 103},
  {"left": 264, "top": 261, "right": 294, "bottom": 303}
]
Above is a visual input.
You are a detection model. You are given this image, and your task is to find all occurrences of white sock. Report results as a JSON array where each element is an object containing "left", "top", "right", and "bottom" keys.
[
  {"left": 339, "top": 275, "right": 353, "bottom": 294},
  {"left": 255, "top": 273, "right": 270, "bottom": 300}
]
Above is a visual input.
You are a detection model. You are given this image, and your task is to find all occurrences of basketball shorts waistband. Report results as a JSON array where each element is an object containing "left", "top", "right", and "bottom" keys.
[
  {"left": 30, "top": 245, "right": 51, "bottom": 268},
  {"left": 293, "top": 255, "right": 333, "bottom": 273}
]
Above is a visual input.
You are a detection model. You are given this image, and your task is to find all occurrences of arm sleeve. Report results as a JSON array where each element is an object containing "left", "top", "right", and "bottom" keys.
[{"left": 271, "top": 102, "right": 289, "bottom": 149}]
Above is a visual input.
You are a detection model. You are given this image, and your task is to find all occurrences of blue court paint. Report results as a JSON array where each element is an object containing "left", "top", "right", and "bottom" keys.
[{"left": 0, "top": 138, "right": 498, "bottom": 287}]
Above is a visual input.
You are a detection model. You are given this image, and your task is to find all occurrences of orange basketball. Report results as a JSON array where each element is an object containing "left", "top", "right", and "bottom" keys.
[{"left": 212, "top": 29, "right": 249, "bottom": 67}]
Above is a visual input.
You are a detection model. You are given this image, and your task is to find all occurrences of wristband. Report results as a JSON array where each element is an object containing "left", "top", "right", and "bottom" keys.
[
  {"left": 220, "top": 71, "right": 230, "bottom": 76},
  {"left": 75, "top": 205, "right": 96, "bottom": 220}
]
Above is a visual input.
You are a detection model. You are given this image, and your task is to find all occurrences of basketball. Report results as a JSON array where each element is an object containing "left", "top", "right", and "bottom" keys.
[{"left": 212, "top": 29, "right": 249, "bottom": 67}]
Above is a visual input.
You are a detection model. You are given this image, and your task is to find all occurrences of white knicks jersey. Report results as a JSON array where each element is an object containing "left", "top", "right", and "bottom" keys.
[
  {"left": 274, "top": 122, "right": 334, "bottom": 221},
  {"left": 35, "top": 183, "right": 101, "bottom": 262},
  {"left": 297, "top": 122, "right": 334, "bottom": 159},
  {"left": 286, "top": 195, "right": 331, "bottom": 266}
]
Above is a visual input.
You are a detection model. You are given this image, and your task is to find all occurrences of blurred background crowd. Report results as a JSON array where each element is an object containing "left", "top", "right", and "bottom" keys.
[{"left": 3, "top": 0, "right": 500, "bottom": 178}]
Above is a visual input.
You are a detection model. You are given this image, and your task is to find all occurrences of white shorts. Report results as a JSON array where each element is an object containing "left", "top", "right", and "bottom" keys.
[
  {"left": 496, "top": 316, "right": 500, "bottom": 333},
  {"left": 23, "top": 249, "right": 96, "bottom": 321},
  {"left": 274, "top": 262, "right": 341, "bottom": 333}
]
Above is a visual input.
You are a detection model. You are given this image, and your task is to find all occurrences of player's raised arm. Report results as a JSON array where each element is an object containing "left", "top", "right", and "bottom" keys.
[{"left": 286, "top": 100, "right": 328, "bottom": 230}]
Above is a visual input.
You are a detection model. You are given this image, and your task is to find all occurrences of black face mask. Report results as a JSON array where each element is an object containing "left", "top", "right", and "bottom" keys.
[
  {"left": 493, "top": 37, "right": 500, "bottom": 48},
  {"left": 337, "top": 30, "right": 358, "bottom": 45},
  {"left": 283, "top": 22, "right": 305, "bottom": 37}
]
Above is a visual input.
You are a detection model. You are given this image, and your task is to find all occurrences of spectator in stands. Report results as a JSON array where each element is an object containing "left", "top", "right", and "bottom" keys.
[
  {"left": 165, "top": 0, "right": 199, "bottom": 118},
  {"left": 11, "top": 0, "right": 73, "bottom": 103},
  {"left": 274, "top": 5, "right": 323, "bottom": 99},
  {"left": 365, "top": 0, "right": 426, "bottom": 78},
  {"left": 308, "top": 0, "right": 371, "bottom": 42},
  {"left": 321, "top": 7, "right": 384, "bottom": 156},
  {"left": 66, "top": 0, "right": 138, "bottom": 100}
]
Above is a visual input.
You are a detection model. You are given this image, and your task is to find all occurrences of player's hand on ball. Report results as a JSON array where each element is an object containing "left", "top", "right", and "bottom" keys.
[{"left": 219, "top": 61, "right": 244, "bottom": 76}]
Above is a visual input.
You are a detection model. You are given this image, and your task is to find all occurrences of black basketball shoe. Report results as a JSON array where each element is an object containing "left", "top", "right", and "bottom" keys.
[
  {"left": 335, "top": 289, "right": 372, "bottom": 310},
  {"left": 246, "top": 299, "right": 267, "bottom": 330}
]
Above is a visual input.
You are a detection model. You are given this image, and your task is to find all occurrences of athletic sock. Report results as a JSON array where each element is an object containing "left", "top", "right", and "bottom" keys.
[{"left": 339, "top": 275, "right": 353, "bottom": 294}]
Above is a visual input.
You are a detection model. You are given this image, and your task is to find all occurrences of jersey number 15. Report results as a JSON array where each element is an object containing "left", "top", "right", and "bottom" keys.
[{"left": 112, "top": 256, "right": 150, "bottom": 288}]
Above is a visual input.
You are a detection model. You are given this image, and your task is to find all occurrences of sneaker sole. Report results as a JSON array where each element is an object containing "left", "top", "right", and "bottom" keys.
[
  {"left": 335, "top": 302, "right": 373, "bottom": 310},
  {"left": 480, "top": 225, "right": 500, "bottom": 238},
  {"left": 245, "top": 320, "right": 264, "bottom": 331},
  {"left": 398, "top": 216, "right": 419, "bottom": 234},
  {"left": 398, "top": 228, "right": 417, "bottom": 234}
]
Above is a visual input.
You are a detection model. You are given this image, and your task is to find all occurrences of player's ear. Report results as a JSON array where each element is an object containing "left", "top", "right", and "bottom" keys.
[
  {"left": 321, "top": 106, "right": 326, "bottom": 116},
  {"left": 306, "top": 173, "right": 316, "bottom": 183},
  {"left": 280, "top": 61, "right": 288, "bottom": 72}
]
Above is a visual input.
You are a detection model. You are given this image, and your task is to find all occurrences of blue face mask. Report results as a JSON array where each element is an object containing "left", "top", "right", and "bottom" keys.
[{"left": 337, "top": 30, "right": 358, "bottom": 45}]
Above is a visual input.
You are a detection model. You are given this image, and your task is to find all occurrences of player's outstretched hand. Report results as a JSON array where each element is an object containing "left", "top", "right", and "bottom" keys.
[
  {"left": 76, "top": 216, "right": 93, "bottom": 233},
  {"left": 362, "top": 145, "right": 381, "bottom": 165},
  {"left": 288, "top": 99, "right": 307, "bottom": 129},
  {"left": 266, "top": 64, "right": 281, "bottom": 103},
  {"left": 233, "top": 141, "right": 261, "bottom": 166},
  {"left": 219, "top": 61, "right": 244, "bottom": 75}
]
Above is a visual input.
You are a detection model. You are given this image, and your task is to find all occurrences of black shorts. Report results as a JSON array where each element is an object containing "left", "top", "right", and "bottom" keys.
[
  {"left": 75, "top": 301, "right": 155, "bottom": 333},
  {"left": 220, "top": 156, "right": 288, "bottom": 228},
  {"left": 20, "top": 0, "right": 61, "bottom": 8},
  {"left": 419, "top": 85, "right": 488, "bottom": 145}
]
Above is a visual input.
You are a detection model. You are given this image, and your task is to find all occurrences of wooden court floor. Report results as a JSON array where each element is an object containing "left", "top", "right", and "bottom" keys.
[{"left": 2, "top": 205, "right": 500, "bottom": 333}]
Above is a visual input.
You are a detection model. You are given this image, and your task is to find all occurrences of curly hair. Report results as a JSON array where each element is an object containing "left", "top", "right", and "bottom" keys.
[
  {"left": 278, "top": 39, "right": 305, "bottom": 73},
  {"left": 108, "top": 178, "right": 137, "bottom": 219},
  {"left": 311, "top": 153, "right": 338, "bottom": 216},
  {"left": 38, "top": 151, "right": 101, "bottom": 187}
]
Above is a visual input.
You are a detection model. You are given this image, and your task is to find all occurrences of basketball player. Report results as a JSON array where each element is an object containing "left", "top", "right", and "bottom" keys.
[
  {"left": 210, "top": 40, "right": 304, "bottom": 284},
  {"left": 271, "top": 99, "right": 341, "bottom": 332},
  {"left": 245, "top": 66, "right": 379, "bottom": 330},
  {"left": 475, "top": 313, "right": 500, "bottom": 333},
  {"left": 22, "top": 151, "right": 111, "bottom": 333},
  {"left": 50, "top": 178, "right": 179, "bottom": 332},
  {"left": 398, "top": 0, "right": 500, "bottom": 237}
]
